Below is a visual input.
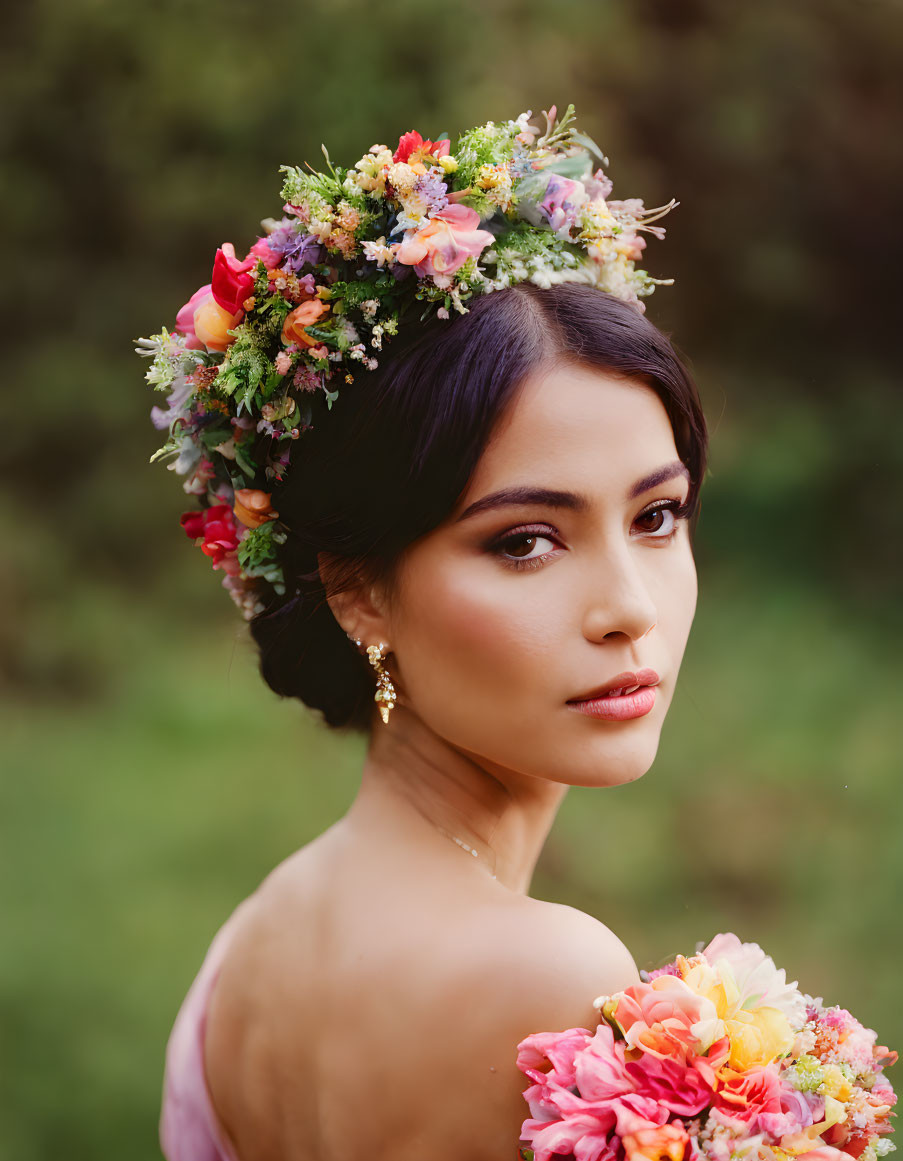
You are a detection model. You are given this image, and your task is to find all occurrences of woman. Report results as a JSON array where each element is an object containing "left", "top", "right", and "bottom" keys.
[{"left": 145, "top": 109, "right": 707, "bottom": 1161}]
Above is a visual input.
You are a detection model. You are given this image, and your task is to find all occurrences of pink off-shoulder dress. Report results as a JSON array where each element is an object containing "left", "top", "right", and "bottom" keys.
[{"left": 159, "top": 905, "right": 248, "bottom": 1161}]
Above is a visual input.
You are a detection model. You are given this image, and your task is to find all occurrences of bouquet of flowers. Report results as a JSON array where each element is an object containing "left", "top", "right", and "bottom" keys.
[{"left": 517, "top": 933, "right": 897, "bottom": 1161}]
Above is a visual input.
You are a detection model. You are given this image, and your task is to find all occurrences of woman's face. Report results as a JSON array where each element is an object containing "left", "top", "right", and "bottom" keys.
[{"left": 387, "top": 361, "right": 699, "bottom": 789}]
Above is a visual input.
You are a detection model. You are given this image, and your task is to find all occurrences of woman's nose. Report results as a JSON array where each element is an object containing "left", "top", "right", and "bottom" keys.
[{"left": 579, "top": 547, "right": 658, "bottom": 644}]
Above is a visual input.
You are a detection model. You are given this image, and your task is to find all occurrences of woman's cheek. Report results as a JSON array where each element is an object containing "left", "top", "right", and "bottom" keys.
[{"left": 397, "top": 554, "right": 553, "bottom": 706}]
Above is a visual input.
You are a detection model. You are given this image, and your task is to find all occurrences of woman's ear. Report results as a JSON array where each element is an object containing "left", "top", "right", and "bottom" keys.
[{"left": 317, "top": 551, "right": 392, "bottom": 647}]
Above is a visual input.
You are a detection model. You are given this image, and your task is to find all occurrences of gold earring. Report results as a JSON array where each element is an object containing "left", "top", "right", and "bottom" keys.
[{"left": 365, "top": 641, "right": 397, "bottom": 725}]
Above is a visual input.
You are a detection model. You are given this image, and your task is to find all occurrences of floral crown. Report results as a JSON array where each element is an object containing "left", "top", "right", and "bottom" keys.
[{"left": 137, "top": 104, "right": 678, "bottom": 620}]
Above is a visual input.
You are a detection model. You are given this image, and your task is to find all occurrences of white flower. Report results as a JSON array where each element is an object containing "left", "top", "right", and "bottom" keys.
[
  {"left": 308, "top": 216, "right": 333, "bottom": 244},
  {"left": 701, "top": 933, "right": 808, "bottom": 1026},
  {"left": 166, "top": 436, "right": 200, "bottom": 477},
  {"left": 361, "top": 237, "right": 396, "bottom": 267}
]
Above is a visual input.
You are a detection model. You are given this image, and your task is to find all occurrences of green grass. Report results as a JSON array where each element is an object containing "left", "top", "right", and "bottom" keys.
[{"left": 1, "top": 573, "right": 899, "bottom": 1161}]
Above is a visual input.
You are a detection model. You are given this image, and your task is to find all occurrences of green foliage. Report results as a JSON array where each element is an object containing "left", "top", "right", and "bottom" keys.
[
  {"left": 236, "top": 521, "right": 287, "bottom": 591},
  {"left": 214, "top": 323, "right": 274, "bottom": 411},
  {"left": 147, "top": 429, "right": 186, "bottom": 465},
  {"left": 330, "top": 276, "right": 395, "bottom": 310},
  {"left": 279, "top": 162, "right": 343, "bottom": 214},
  {"left": 454, "top": 118, "right": 521, "bottom": 190}
]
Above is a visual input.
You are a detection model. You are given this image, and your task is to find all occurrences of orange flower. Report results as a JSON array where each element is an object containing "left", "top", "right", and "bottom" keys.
[
  {"left": 193, "top": 296, "right": 242, "bottom": 351},
  {"left": 622, "top": 1123, "right": 690, "bottom": 1161},
  {"left": 281, "top": 299, "right": 330, "bottom": 347},
  {"left": 176, "top": 284, "right": 242, "bottom": 352},
  {"left": 233, "top": 489, "right": 278, "bottom": 529}
]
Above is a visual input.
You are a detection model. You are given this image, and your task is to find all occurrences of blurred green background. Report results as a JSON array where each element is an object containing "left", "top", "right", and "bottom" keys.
[{"left": 2, "top": 0, "right": 901, "bottom": 1156}]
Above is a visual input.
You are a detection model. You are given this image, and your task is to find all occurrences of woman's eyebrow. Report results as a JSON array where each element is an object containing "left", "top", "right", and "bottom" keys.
[
  {"left": 628, "top": 460, "right": 690, "bottom": 498},
  {"left": 454, "top": 461, "right": 690, "bottom": 524}
]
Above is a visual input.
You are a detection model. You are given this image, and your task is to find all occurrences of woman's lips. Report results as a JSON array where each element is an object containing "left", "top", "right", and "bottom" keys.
[{"left": 566, "top": 682, "right": 658, "bottom": 721}]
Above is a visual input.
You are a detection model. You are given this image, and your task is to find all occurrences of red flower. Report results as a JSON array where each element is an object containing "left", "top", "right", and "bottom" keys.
[
  {"left": 211, "top": 242, "right": 257, "bottom": 315},
  {"left": 393, "top": 129, "right": 451, "bottom": 165},
  {"left": 180, "top": 505, "right": 242, "bottom": 575}
]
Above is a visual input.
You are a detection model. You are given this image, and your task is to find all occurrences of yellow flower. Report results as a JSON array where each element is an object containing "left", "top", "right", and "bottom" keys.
[
  {"left": 388, "top": 162, "right": 417, "bottom": 194},
  {"left": 579, "top": 199, "right": 618, "bottom": 242},
  {"left": 438, "top": 154, "right": 458, "bottom": 173},
  {"left": 680, "top": 956, "right": 741, "bottom": 1019},
  {"left": 724, "top": 1006, "right": 795, "bottom": 1071},
  {"left": 820, "top": 1064, "right": 853, "bottom": 1102},
  {"left": 353, "top": 147, "right": 393, "bottom": 194}
]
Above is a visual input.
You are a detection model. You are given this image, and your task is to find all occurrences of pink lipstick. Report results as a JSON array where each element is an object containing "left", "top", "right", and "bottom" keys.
[{"left": 566, "top": 668, "right": 660, "bottom": 721}]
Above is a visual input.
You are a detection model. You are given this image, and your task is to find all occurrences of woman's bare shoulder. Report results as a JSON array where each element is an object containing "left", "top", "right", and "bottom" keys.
[
  {"left": 454, "top": 894, "right": 641, "bottom": 1028},
  {"left": 395, "top": 896, "right": 642, "bottom": 1161}
]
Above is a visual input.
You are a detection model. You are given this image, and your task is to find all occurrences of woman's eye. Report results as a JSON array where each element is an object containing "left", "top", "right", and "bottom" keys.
[
  {"left": 498, "top": 532, "right": 557, "bottom": 562},
  {"left": 489, "top": 528, "right": 560, "bottom": 569},
  {"left": 634, "top": 500, "right": 690, "bottom": 538}
]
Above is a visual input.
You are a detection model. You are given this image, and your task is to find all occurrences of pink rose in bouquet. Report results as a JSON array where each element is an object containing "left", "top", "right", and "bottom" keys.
[{"left": 517, "top": 933, "right": 897, "bottom": 1161}]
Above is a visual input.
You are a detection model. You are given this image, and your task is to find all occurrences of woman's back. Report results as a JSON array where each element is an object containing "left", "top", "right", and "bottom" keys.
[{"left": 180, "top": 823, "right": 640, "bottom": 1161}]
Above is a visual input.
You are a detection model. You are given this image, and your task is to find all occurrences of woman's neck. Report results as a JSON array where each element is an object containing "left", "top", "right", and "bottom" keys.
[{"left": 343, "top": 704, "right": 569, "bottom": 894}]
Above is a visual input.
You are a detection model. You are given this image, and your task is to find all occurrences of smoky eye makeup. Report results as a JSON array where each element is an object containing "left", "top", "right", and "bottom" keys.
[
  {"left": 484, "top": 494, "right": 695, "bottom": 572},
  {"left": 485, "top": 523, "right": 562, "bottom": 570}
]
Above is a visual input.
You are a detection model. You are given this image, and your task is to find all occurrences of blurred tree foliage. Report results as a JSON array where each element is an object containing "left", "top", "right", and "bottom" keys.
[
  {"left": 3, "top": 0, "right": 902, "bottom": 698},
  {"left": 2, "top": 0, "right": 901, "bottom": 700}
]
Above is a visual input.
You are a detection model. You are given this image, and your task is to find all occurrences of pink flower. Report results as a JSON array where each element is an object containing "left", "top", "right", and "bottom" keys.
[
  {"left": 211, "top": 242, "right": 257, "bottom": 314},
  {"left": 182, "top": 456, "right": 216, "bottom": 496},
  {"left": 517, "top": 1027, "right": 595, "bottom": 1090},
  {"left": 394, "top": 204, "right": 495, "bottom": 287},
  {"left": 757, "top": 1084, "right": 819, "bottom": 1140},
  {"left": 625, "top": 1052, "right": 715, "bottom": 1117},
  {"left": 712, "top": 1065, "right": 784, "bottom": 1130},
  {"left": 175, "top": 284, "right": 241, "bottom": 353},
  {"left": 575, "top": 1021, "right": 634, "bottom": 1101},
  {"left": 792, "top": 1150, "right": 852, "bottom": 1161},
  {"left": 248, "top": 235, "right": 282, "bottom": 270},
  {"left": 609, "top": 1093, "right": 670, "bottom": 1137},
  {"left": 540, "top": 173, "right": 588, "bottom": 233},
  {"left": 611, "top": 975, "right": 720, "bottom": 1062},
  {"left": 646, "top": 965, "right": 682, "bottom": 981},
  {"left": 521, "top": 1111, "right": 619, "bottom": 1161}
]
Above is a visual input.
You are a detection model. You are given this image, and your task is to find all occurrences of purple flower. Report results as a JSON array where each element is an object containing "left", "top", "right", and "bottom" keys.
[
  {"left": 150, "top": 375, "right": 194, "bottom": 430},
  {"left": 414, "top": 169, "right": 450, "bottom": 215},
  {"left": 540, "top": 174, "right": 588, "bottom": 234},
  {"left": 266, "top": 219, "right": 323, "bottom": 273}
]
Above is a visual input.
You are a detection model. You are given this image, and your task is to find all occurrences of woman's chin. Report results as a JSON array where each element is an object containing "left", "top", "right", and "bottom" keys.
[{"left": 544, "top": 726, "right": 663, "bottom": 789}]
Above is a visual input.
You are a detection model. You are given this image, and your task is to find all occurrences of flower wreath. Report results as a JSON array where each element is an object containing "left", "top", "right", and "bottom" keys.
[{"left": 136, "top": 104, "right": 679, "bottom": 619}]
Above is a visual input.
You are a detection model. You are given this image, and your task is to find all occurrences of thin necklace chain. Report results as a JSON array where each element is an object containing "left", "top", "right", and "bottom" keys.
[{"left": 434, "top": 823, "right": 498, "bottom": 881}]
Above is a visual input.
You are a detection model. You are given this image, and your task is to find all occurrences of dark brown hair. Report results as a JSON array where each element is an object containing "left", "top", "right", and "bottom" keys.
[{"left": 249, "top": 281, "right": 708, "bottom": 732}]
